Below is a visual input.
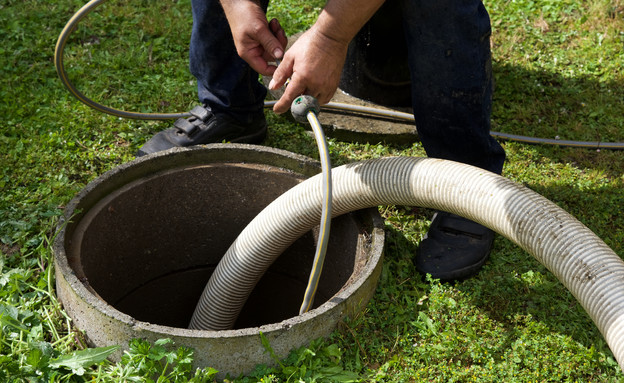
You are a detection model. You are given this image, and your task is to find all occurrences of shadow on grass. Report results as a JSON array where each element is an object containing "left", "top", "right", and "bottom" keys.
[{"left": 492, "top": 61, "right": 624, "bottom": 146}]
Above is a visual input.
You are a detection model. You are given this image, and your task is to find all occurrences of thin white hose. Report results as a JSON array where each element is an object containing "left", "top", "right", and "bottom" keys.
[
  {"left": 298, "top": 108, "right": 332, "bottom": 315},
  {"left": 189, "top": 157, "right": 624, "bottom": 371}
]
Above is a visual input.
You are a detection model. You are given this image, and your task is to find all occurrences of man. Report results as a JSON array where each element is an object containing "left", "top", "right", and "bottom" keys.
[{"left": 138, "top": 0, "right": 506, "bottom": 281}]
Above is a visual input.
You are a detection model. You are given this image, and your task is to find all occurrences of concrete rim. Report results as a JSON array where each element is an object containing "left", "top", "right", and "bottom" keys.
[{"left": 53, "top": 144, "right": 384, "bottom": 375}]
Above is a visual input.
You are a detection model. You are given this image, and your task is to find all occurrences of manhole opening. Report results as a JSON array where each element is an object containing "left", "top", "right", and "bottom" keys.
[{"left": 67, "top": 163, "right": 368, "bottom": 329}]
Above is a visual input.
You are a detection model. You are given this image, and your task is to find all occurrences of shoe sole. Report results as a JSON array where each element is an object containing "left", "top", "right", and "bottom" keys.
[
  {"left": 136, "top": 125, "right": 267, "bottom": 157},
  {"left": 228, "top": 125, "right": 267, "bottom": 145}
]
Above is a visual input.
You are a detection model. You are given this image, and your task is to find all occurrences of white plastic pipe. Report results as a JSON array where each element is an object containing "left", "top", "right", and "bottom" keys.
[{"left": 189, "top": 157, "right": 624, "bottom": 371}]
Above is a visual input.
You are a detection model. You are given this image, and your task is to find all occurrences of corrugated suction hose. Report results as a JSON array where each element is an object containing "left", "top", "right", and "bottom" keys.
[{"left": 189, "top": 156, "right": 624, "bottom": 371}]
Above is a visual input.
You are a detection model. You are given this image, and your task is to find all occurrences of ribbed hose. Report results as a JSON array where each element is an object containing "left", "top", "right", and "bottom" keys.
[{"left": 189, "top": 156, "right": 624, "bottom": 371}]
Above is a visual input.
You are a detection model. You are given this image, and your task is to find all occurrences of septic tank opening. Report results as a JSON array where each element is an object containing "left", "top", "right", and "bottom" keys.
[
  {"left": 67, "top": 161, "right": 368, "bottom": 329},
  {"left": 55, "top": 145, "right": 384, "bottom": 376}
]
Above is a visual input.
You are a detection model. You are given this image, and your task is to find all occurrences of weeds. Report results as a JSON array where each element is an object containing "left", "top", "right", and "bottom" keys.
[
  {"left": 248, "top": 333, "right": 359, "bottom": 382},
  {"left": 100, "top": 338, "right": 217, "bottom": 383}
]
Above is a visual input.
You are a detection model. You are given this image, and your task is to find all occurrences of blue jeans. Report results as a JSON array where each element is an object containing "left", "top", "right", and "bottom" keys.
[
  {"left": 190, "top": 0, "right": 505, "bottom": 174},
  {"left": 189, "top": 0, "right": 269, "bottom": 125}
]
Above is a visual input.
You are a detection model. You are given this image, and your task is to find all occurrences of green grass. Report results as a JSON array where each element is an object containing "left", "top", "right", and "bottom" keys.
[{"left": 1, "top": 0, "right": 624, "bottom": 381}]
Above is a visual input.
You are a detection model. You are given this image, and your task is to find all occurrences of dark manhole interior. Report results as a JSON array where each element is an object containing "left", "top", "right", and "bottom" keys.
[{"left": 68, "top": 163, "right": 370, "bottom": 329}]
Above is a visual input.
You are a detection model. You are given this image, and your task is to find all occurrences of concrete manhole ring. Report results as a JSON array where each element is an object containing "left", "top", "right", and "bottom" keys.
[{"left": 53, "top": 144, "right": 385, "bottom": 378}]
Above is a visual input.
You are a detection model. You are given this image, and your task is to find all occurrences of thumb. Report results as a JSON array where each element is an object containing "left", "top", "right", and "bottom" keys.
[
  {"left": 258, "top": 26, "right": 284, "bottom": 61},
  {"left": 269, "top": 18, "right": 288, "bottom": 52},
  {"left": 268, "top": 55, "right": 293, "bottom": 90}
]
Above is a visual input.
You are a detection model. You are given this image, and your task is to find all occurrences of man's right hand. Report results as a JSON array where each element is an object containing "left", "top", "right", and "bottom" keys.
[
  {"left": 268, "top": 27, "right": 349, "bottom": 114},
  {"left": 267, "top": 0, "right": 385, "bottom": 114}
]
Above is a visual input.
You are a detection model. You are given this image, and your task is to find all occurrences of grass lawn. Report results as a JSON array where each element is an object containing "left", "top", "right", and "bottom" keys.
[{"left": 1, "top": 0, "right": 624, "bottom": 381}]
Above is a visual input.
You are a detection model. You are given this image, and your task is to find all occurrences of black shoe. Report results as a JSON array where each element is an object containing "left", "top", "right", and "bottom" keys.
[
  {"left": 415, "top": 211, "right": 494, "bottom": 282},
  {"left": 136, "top": 105, "right": 267, "bottom": 157}
]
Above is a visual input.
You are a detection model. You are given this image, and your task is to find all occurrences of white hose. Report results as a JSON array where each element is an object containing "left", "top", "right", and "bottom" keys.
[{"left": 189, "top": 157, "right": 624, "bottom": 371}]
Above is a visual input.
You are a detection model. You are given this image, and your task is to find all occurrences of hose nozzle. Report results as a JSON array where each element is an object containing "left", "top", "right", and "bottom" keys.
[{"left": 291, "top": 95, "right": 321, "bottom": 123}]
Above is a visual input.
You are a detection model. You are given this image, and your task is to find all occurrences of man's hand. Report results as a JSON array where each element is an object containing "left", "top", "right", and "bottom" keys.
[
  {"left": 221, "top": 1, "right": 287, "bottom": 76},
  {"left": 268, "top": 27, "right": 348, "bottom": 114},
  {"left": 265, "top": 0, "right": 385, "bottom": 114},
  {"left": 221, "top": 0, "right": 384, "bottom": 114}
]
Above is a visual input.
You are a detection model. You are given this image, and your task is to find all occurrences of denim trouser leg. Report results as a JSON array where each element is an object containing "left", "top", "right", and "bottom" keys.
[
  {"left": 190, "top": 0, "right": 268, "bottom": 123},
  {"left": 400, "top": 0, "right": 506, "bottom": 174}
]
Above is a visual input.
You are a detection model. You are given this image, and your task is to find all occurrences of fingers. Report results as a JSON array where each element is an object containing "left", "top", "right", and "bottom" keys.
[
  {"left": 239, "top": 30, "right": 282, "bottom": 75},
  {"left": 268, "top": 55, "right": 293, "bottom": 91},
  {"left": 246, "top": 54, "right": 277, "bottom": 76},
  {"left": 269, "top": 18, "right": 288, "bottom": 52},
  {"left": 271, "top": 72, "right": 335, "bottom": 114},
  {"left": 256, "top": 20, "right": 285, "bottom": 63},
  {"left": 247, "top": 19, "right": 287, "bottom": 76},
  {"left": 268, "top": 62, "right": 337, "bottom": 114},
  {"left": 228, "top": 12, "right": 287, "bottom": 75},
  {"left": 267, "top": 28, "right": 346, "bottom": 114},
  {"left": 272, "top": 74, "right": 306, "bottom": 114}
]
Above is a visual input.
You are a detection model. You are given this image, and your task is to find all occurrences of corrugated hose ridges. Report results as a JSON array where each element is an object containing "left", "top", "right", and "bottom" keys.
[{"left": 188, "top": 157, "right": 624, "bottom": 372}]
